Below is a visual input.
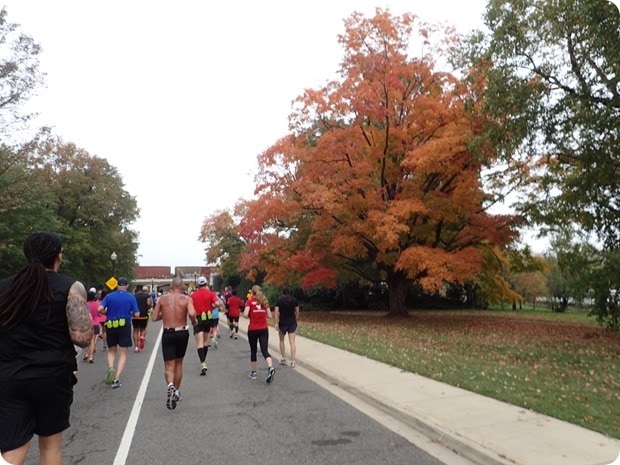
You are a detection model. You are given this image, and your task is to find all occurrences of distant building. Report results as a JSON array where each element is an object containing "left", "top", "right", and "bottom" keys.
[
  {"left": 174, "top": 266, "right": 220, "bottom": 289},
  {"left": 131, "top": 265, "right": 220, "bottom": 292},
  {"left": 133, "top": 266, "right": 172, "bottom": 280}
]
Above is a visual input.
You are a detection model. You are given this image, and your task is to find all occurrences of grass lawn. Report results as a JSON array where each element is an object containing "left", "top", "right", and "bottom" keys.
[{"left": 296, "top": 308, "right": 620, "bottom": 439}]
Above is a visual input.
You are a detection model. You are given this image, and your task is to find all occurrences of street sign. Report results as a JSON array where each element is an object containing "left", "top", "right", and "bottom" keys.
[{"left": 106, "top": 276, "right": 118, "bottom": 290}]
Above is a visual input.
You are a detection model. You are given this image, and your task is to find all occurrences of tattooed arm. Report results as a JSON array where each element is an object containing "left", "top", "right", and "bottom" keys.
[{"left": 66, "top": 281, "right": 94, "bottom": 348}]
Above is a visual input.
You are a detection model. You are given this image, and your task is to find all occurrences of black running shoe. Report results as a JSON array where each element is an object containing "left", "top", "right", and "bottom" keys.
[{"left": 266, "top": 366, "right": 275, "bottom": 384}]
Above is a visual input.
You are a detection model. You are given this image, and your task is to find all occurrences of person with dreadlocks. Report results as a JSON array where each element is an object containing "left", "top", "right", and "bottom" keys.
[{"left": 0, "top": 231, "right": 93, "bottom": 465}]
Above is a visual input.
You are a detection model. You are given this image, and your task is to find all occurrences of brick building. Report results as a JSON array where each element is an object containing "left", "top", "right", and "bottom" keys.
[{"left": 131, "top": 265, "right": 220, "bottom": 292}]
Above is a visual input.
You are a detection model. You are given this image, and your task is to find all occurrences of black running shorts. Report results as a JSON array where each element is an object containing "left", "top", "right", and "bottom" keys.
[
  {"left": 131, "top": 317, "right": 148, "bottom": 330},
  {"left": 193, "top": 321, "right": 211, "bottom": 335},
  {"left": 0, "top": 373, "right": 73, "bottom": 451},
  {"left": 161, "top": 329, "right": 190, "bottom": 361},
  {"left": 106, "top": 325, "right": 132, "bottom": 348}
]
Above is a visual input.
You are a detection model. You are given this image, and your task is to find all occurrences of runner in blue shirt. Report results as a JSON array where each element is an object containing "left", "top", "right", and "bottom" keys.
[{"left": 98, "top": 277, "right": 138, "bottom": 388}]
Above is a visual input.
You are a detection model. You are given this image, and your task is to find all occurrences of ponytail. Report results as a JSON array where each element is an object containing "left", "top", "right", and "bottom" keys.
[{"left": 252, "top": 285, "right": 270, "bottom": 308}]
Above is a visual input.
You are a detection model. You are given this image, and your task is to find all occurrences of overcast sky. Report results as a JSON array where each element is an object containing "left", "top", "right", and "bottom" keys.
[{"left": 3, "top": 0, "right": 497, "bottom": 267}]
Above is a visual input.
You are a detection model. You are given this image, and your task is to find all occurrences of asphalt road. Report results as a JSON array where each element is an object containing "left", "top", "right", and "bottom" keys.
[{"left": 22, "top": 320, "right": 459, "bottom": 465}]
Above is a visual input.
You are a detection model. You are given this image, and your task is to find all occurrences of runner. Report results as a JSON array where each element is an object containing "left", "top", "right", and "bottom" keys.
[
  {"left": 243, "top": 285, "right": 275, "bottom": 383},
  {"left": 83, "top": 287, "right": 101, "bottom": 363},
  {"left": 226, "top": 289, "right": 244, "bottom": 339},
  {"left": 209, "top": 291, "right": 224, "bottom": 346},
  {"left": 0, "top": 231, "right": 92, "bottom": 465},
  {"left": 274, "top": 285, "right": 300, "bottom": 368},
  {"left": 132, "top": 285, "right": 152, "bottom": 352},
  {"left": 98, "top": 277, "right": 139, "bottom": 389},
  {"left": 151, "top": 277, "right": 197, "bottom": 410},
  {"left": 190, "top": 277, "right": 224, "bottom": 375}
]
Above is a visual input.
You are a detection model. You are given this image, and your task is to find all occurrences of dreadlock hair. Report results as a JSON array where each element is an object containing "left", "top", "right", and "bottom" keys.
[
  {"left": 251, "top": 284, "right": 269, "bottom": 309},
  {"left": 0, "top": 231, "right": 63, "bottom": 330}
]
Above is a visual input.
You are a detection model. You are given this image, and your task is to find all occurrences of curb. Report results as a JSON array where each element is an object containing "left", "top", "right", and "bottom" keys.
[{"left": 236, "top": 323, "right": 508, "bottom": 465}]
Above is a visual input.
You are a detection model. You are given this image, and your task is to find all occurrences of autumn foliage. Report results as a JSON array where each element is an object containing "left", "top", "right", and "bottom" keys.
[{"left": 237, "top": 9, "right": 521, "bottom": 316}]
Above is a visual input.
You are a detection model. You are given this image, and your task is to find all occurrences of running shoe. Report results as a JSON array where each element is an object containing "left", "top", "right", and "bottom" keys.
[
  {"left": 134, "top": 346, "right": 140, "bottom": 353},
  {"left": 174, "top": 390, "right": 182, "bottom": 402},
  {"left": 104, "top": 367, "right": 115, "bottom": 385},
  {"left": 200, "top": 364, "right": 208, "bottom": 376},
  {"left": 212, "top": 339, "right": 218, "bottom": 349},
  {"left": 83, "top": 353, "right": 89, "bottom": 361},
  {"left": 249, "top": 371, "right": 258, "bottom": 380},
  {"left": 139, "top": 336, "right": 145, "bottom": 350},
  {"left": 166, "top": 383, "right": 177, "bottom": 410},
  {"left": 229, "top": 332, "right": 234, "bottom": 339},
  {"left": 279, "top": 358, "right": 286, "bottom": 365},
  {"left": 233, "top": 334, "right": 238, "bottom": 340},
  {"left": 290, "top": 361, "right": 296, "bottom": 368},
  {"left": 89, "top": 356, "right": 94, "bottom": 364},
  {"left": 266, "top": 366, "right": 276, "bottom": 384},
  {"left": 111, "top": 379, "right": 122, "bottom": 389}
]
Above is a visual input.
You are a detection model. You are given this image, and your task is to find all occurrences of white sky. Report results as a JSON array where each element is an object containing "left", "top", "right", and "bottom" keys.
[{"left": 3, "top": 0, "right": 496, "bottom": 267}]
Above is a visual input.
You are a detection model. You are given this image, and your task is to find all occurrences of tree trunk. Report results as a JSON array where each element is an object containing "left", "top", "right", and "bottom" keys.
[{"left": 386, "top": 270, "right": 409, "bottom": 317}]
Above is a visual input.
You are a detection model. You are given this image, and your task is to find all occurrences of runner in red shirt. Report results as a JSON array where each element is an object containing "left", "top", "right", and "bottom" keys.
[
  {"left": 226, "top": 289, "right": 244, "bottom": 339},
  {"left": 243, "top": 285, "right": 275, "bottom": 383},
  {"left": 190, "top": 277, "right": 224, "bottom": 375}
]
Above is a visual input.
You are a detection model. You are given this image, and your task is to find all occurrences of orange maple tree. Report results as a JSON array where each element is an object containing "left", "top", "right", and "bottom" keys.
[{"left": 238, "top": 9, "right": 521, "bottom": 316}]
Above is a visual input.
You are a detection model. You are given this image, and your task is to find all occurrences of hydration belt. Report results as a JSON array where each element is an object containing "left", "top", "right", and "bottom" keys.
[{"left": 105, "top": 318, "right": 126, "bottom": 329}]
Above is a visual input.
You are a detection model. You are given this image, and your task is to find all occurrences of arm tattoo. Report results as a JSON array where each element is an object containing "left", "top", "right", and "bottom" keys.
[{"left": 67, "top": 281, "right": 94, "bottom": 348}]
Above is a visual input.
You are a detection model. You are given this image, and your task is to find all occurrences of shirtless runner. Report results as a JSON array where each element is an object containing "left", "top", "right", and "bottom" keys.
[{"left": 151, "top": 277, "right": 197, "bottom": 410}]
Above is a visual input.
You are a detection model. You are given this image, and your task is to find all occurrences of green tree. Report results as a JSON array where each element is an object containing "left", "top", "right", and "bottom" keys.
[
  {"left": 0, "top": 9, "right": 140, "bottom": 287},
  {"left": 199, "top": 208, "right": 246, "bottom": 286},
  {"left": 458, "top": 0, "right": 620, "bottom": 248},
  {"left": 0, "top": 145, "right": 59, "bottom": 276},
  {"left": 456, "top": 0, "right": 620, "bottom": 328},
  {"left": 545, "top": 234, "right": 598, "bottom": 312},
  {"left": 31, "top": 137, "right": 140, "bottom": 287},
  {"left": 590, "top": 249, "right": 620, "bottom": 330},
  {"left": 0, "top": 7, "right": 45, "bottom": 139},
  {"left": 0, "top": 7, "right": 53, "bottom": 276},
  {"left": 544, "top": 254, "right": 570, "bottom": 312}
]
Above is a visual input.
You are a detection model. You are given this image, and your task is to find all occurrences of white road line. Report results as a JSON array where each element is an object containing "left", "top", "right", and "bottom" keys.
[{"left": 112, "top": 327, "right": 162, "bottom": 465}]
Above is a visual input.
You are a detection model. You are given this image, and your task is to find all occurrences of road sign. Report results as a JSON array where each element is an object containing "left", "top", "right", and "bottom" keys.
[{"left": 106, "top": 276, "right": 118, "bottom": 290}]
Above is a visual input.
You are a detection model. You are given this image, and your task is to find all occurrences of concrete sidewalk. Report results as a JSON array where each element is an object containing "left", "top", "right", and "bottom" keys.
[{"left": 232, "top": 316, "right": 619, "bottom": 465}]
